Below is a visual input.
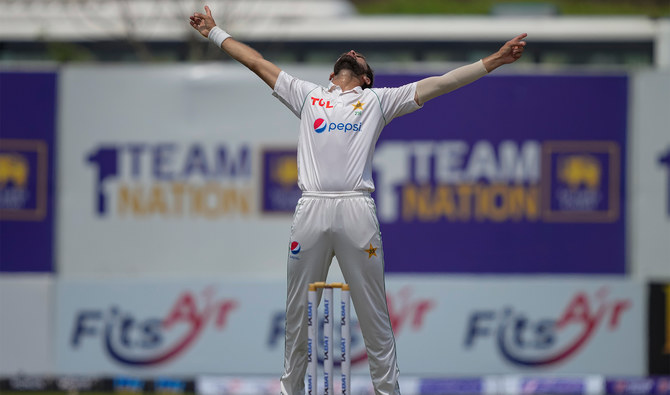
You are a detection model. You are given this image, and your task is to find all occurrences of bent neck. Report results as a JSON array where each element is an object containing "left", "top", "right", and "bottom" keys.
[{"left": 331, "top": 70, "right": 364, "bottom": 92}]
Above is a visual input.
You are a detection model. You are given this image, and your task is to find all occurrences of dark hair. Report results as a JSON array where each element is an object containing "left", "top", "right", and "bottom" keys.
[{"left": 363, "top": 63, "right": 374, "bottom": 89}]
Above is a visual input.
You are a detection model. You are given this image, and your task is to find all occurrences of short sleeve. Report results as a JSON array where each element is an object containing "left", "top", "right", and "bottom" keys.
[
  {"left": 272, "top": 71, "right": 320, "bottom": 118},
  {"left": 371, "top": 82, "right": 423, "bottom": 124}
]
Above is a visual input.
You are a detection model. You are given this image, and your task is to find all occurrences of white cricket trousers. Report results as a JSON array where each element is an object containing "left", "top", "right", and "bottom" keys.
[{"left": 280, "top": 191, "right": 401, "bottom": 395}]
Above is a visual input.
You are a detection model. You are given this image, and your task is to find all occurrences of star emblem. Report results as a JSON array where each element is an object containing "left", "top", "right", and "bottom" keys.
[
  {"left": 365, "top": 243, "right": 377, "bottom": 259},
  {"left": 352, "top": 101, "right": 365, "bottom": 111}
]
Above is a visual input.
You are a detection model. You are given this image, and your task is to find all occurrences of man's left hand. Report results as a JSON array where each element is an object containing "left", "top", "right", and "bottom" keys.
[{"left": 498, "top": 33, "right": 527, "bottom": 64}]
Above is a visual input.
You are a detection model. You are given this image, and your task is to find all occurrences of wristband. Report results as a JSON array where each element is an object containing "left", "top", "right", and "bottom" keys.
[{"left": 208, "top": 26, "right": 231, "bottom": 48}]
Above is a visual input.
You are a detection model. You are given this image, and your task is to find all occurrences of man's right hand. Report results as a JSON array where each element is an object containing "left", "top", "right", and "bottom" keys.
[
  {"left": 189, "top": 4, "right": 281, "bottom": 90},
  {"left": 190, "top": 5, "right": 217, "bottom": 38}
]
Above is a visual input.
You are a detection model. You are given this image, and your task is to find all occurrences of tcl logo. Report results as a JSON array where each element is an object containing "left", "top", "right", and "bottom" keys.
[{"left": 311, "top": 97, "right": 333, "bottom": 108}]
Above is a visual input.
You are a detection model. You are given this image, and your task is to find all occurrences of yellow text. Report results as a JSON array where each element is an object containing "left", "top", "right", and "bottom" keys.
[
  {"left": 402, "top": 183, "right": 540, "bottom": 222},
  {"left": 118, "top": 183, "right": 251, "bottom": 218}
]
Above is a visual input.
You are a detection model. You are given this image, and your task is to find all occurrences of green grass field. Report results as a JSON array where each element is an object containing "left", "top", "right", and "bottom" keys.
[{"left": 351, "top": 0, "right": 670, "bottom": 17}]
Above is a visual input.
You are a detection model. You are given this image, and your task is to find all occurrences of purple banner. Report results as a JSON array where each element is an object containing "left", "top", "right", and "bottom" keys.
[
  {"left": 0, "top": 72, "right": 56, "bottom": 272},
  {"left": 605, "top": 377, "right": 670, "bottom": 394},
  {"left": 372, "top": 74, "right": 627, "bottom": 274},
  {"left": 419, "top": 378, "right": 482, "bottom": 394},
  {"left": 520, "top": 377, "right": 586, "bottom": 394}
]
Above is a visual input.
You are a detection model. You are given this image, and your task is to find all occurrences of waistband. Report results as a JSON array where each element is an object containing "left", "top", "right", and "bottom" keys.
[{"left": 301, "top": 191, "right": 371, "bottom": 199}]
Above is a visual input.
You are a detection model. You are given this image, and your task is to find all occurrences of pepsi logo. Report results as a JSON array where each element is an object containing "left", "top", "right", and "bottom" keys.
[
  {"left": 290, "top": 241, "right": 301, "bottom": 254},
  {"left": 312, "top": 119, "right": 363, "bottom": 134},
  {"left": 313, "top": 119, "right": 327, "bottom": 134}
]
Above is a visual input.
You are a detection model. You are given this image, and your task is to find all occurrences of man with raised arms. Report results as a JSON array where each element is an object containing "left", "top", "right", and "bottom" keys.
[{"left": 190, "top": 7, "right": 526, "bottom": 394}]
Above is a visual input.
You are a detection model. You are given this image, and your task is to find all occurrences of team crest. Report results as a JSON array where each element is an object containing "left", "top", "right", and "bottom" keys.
[
  {"left": 260, "top": 148, "right": 301, "bottom": 213},
  {"left": 0, "top": 139, "right": 48, "bottom": 221},
  {"left": 352, "top": 101, "right": 364, "bottom": 116},
  {"left": 542, "top": 141, "right": 620, "bottom": 222},
  {"left": 364, "top": 243, "right": 377, "bottom": 258}
]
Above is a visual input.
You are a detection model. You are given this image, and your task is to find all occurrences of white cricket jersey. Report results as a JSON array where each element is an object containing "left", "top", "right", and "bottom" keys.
[{"left": 272, "top": 70, "right": 422, "bottom": 192}]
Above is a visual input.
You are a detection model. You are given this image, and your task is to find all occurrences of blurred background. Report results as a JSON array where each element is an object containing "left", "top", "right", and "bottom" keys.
[{"left": 1, "top": 0, "right": 669, "bottom": 394}]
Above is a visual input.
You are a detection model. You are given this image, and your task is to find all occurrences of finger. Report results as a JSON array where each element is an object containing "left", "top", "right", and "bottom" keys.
[
  {"left": 205, "top": 5, "right": 213, "bottom": 17},
  {"left": 508, "top": 43, "right": 526, "bottom": 56},
  {"left": 194, "top": 12, "right": 205, "bottom": 19},
  {"left": 510, "top": 33, "right": 527, "bottom": 46},
  {"left": 514, "top": 33, "right": 528, "bottom": 42}
]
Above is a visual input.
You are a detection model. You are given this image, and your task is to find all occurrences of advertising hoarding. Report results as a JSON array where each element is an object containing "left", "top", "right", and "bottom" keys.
[
  {"left": 55, "top": 277, "right": 644, "bottom": 376},
  {"left": 57, "top": 64, "right": 323, "bottom": 277},
  {"left": 0, "top": 275, "right": 53, "bottom": 374},
  {"left": 371, "top": 74, "right": 627, "bottom": 274},
  {"left": 0, "top": 71, "right": 56, "bottom": 272},
  {"left": 630, "top": 71, "right": 670, "bottom": 280},
  {"left": 58, "top": 66, "right": 628, "bottom": 276}
]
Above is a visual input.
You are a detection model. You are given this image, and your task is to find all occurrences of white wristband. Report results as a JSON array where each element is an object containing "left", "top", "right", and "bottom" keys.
[{"left": 208, "top": 26, "right": 231, "bottom": 48}]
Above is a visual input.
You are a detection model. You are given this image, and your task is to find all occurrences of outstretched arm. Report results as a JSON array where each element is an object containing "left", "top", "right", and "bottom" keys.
[
  {"left": 190, "top": 6, "right": 281, "bottom": 89},
  {"left": 415, "top": 33, "right": 527, "bottom": 105}
]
